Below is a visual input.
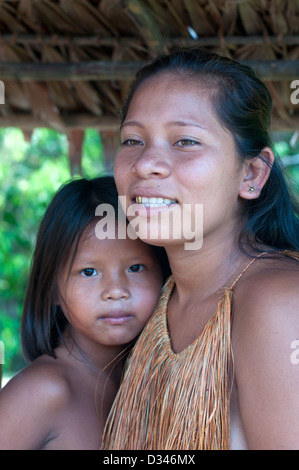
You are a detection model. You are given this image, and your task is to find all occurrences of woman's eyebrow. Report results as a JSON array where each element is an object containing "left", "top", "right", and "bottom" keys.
[
  {"left": 122, "top": 120, "right": 207, "bottom": 130},
  {"left": 121, "top": 120, "right": 145, "bottom": 129},
  {"left": 166, "top": 120, "right": 207, "bottom": 130}
]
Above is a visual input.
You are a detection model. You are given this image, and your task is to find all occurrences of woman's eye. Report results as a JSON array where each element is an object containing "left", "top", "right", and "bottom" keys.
[
  {"left": 121, "top": 138, "right": 143, "bottom": 147},
  {"left": 175, "top": 138, "right": 200, "bottom": 147},
  {"left": 81, "top": 268, "right": 97, "bottom": 277},
  {"left": 128, "top": 264, "right": 144, "bottom": 273}
]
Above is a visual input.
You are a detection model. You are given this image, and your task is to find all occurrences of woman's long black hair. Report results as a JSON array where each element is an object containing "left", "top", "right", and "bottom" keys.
[{"left": 120, "top": 48, "right": 299, "bottom": 253}]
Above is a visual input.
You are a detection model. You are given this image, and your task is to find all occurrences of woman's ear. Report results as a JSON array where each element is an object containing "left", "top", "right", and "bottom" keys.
[{"left": 238, "top": 147, "right": 275, "bottom": 200}]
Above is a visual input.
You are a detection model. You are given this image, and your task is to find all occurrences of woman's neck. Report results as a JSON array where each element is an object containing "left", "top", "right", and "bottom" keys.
[{"left": 165, "top": 233, "right": 247, "bottom": 305}]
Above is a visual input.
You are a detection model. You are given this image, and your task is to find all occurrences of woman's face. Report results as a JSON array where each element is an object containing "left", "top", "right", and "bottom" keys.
[{"left": 115, "top": 73, "right": 248, "bottom": 249}]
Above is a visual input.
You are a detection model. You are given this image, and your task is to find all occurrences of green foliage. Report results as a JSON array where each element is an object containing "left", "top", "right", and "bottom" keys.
[
  {"left": 0, "top": 128, "right": 105, "bottom": 374},
  {"left": 274, "top": 134, "right": 299, "bottom": 197}
]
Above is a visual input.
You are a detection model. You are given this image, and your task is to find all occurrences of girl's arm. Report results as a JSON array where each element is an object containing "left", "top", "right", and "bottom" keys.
[{"left": 0, "top": 361, "right": 69, "bottom": 449}]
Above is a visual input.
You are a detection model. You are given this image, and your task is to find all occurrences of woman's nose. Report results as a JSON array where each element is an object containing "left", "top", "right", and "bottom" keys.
[{"left": 132, "top": 146, "right": 171, "bottom": 179}]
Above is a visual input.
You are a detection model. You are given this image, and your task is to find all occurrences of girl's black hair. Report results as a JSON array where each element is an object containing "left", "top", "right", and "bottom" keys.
[
  {"left": 121, "top": 48, "right": 299, "bottom": 253},
  {"left": 22, "top": 176, "right": 170, "bottom": 362},
  {"left": 22, "top": 176, "right": 119, "bottom": 361}
]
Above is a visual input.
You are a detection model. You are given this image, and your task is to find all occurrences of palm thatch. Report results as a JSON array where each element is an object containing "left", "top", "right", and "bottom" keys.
[{"left": 0, "top": 0, "right": 298, "bottom": 171}]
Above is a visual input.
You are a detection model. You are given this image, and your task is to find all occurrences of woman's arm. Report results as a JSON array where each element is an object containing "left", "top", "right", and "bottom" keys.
[{"left": 233, "top": 267, "right": 299, "bottom": 449}]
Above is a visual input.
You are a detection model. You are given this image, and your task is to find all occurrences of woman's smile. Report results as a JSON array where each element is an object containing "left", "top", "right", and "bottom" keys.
[{"left": 135, "top": 196, "right": 177, "bottom": 207}]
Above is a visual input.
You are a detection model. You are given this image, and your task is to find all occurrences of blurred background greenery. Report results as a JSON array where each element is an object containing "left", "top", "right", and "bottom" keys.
[
  {"left": 0, "top": 127, "right": 106, "bottom": 380},
  {"left": 0, "top": 127, "right": 299, "bottom": 381}
]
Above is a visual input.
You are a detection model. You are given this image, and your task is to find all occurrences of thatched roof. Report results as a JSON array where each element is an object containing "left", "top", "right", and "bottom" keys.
[{"left": 0, "top": 0, "right": 299, "bottom": 172}]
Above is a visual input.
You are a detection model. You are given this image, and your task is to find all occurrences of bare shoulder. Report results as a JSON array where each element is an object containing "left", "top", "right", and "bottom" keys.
[
  {"left": 1, "top": 354, "right": 71, "bottom": 408},
  {"left": 0, "top": 354, "right": 71, "bottom": 449},
  {"left": 233, "top": 253, "right": 299, "bottom": 337},
  {"left": 232, "top": 253, "right": 299, "bottom": 449}
]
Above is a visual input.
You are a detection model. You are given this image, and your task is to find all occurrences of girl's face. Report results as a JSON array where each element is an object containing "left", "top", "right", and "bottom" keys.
[
  {"left": 58, "top": 224, "right": 162, "bottom": 349},
  {"left": 115, "top": 73, "right": 248, "bottom": 248}
]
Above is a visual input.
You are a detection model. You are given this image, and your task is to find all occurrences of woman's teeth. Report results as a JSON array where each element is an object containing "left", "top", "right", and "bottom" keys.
[{"left": 136, "top": 196, "right": 176, "bottom": 207}]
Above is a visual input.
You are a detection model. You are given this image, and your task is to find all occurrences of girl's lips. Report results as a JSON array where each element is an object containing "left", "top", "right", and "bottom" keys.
[{"left": 99, "top": 313, "right": 133, "bottom": 325}]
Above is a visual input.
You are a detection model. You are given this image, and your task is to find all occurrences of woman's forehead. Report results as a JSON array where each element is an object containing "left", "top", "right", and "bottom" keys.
[
  {"left": 123, "top": 74, "right": 223, "bottom": 134},
  {"left": 134, "top": 70, "right": 212, "bottom": 97}
]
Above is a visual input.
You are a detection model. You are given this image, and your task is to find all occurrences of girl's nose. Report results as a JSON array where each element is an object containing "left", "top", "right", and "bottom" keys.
[
  {"left": 101, "top": 279, "right": 130, "bottom": 301},
  {"left": 132, "top": 147, "right": 171, "bottom": 179}
]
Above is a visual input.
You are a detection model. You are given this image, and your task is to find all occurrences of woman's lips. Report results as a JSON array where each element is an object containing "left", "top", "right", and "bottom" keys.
[{"left": 135, "top": 196, "right": 177, "bottom": 207}]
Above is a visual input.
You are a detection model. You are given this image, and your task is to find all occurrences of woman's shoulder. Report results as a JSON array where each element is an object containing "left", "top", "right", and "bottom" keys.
[
  {"left": 235, "top": 251, "right": 299, "bottom": 312},
  {"left": 232, "top": 251, "right": 299, "bottom": 363}
]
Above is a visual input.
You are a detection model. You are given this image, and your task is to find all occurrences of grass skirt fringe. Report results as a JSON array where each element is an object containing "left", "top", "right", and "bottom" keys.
[{"left": 102, "top": 276, "right": 233, "bottom": 450}]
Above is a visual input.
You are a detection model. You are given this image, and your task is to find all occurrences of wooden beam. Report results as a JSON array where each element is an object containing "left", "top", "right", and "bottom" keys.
[
  {"left": 247, "top": 60, "right": 299, "bottom": 81},
  {"left": 1, "top": 34, "right": 299, "bottom": 48},
  {"left": 0, "top": 114, "right": 119, "bottom": 131},
  {"left": 0, "top": 113, "right": 298, "bottom": 132},
  {"left": 100, "top": 130, "right": 120, "bottom": 173},
  {"left": 0, "top": 61, "right": 145, "bottom": 81},
  {"left": 0, "top": 60, "right": 298, "bottom": 81}
]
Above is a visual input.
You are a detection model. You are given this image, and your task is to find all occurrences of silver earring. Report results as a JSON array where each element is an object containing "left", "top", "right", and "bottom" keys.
[{"left": 248, "top": 186, "right": 256, "bottom": 193}]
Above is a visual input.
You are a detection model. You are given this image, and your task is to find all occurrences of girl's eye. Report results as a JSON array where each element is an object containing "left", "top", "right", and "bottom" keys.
[
  {"left": 128, "top": 264, "right": 144, "bottom": 273},
  {"left": 81, "top": 268, "right": 98, "bottom": 277},
  {"left": 175, "top": 138, "right": 200, "bottom": 147},
  {"left": 121, "top": 138, "right": 143, "bottom": 147}
]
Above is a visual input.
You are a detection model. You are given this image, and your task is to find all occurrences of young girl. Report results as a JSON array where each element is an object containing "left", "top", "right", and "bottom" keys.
[{"left": 0, "top": 176, "right": 166, "bottom": 450}]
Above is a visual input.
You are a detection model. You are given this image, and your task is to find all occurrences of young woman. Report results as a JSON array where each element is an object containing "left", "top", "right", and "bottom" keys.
[
  {"left": 0, "top": 176, "right": 166, "bottom": 450},
  {"left": 102, "top": 48, "right": 299, "bottom": 450}
]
